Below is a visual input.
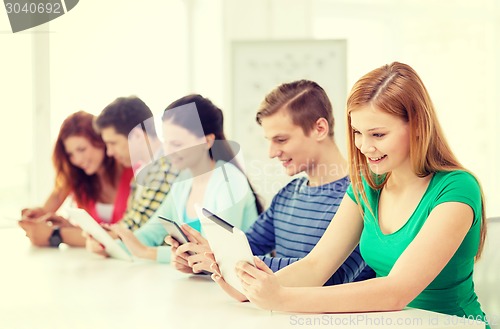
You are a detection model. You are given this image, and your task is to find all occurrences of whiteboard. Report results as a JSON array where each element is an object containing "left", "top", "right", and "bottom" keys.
[{"left": 231, "top": 40, "right": 347, "bottom": 204}]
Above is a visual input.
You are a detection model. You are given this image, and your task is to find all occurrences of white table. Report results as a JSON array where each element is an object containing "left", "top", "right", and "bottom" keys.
[{"left": 0, "top": 227, "right": 485, "bottom": 329}]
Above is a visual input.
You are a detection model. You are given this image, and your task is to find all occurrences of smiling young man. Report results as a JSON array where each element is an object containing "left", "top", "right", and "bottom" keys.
[{"left": 173, "top": 80, "right": 374, "bottom": 285}]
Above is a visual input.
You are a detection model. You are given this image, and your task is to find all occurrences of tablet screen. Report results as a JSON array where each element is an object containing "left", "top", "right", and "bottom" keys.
[{"left": 68, "top": 208, "right": 133, "bottom": 262}]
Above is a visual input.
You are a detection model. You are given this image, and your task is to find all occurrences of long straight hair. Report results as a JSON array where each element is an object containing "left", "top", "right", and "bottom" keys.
[
  {"left": 53, "top": 111, "right": 117, "bottom": 206},
  {"left": 346, "top": 62, "right": 486, "bottom": 259},
  {"left": 162, "top": 94, "right": 264, "bottom": 214}
]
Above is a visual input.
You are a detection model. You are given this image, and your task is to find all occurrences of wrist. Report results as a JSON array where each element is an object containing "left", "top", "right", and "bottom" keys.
[
  {"left": 140, "top": 246, "right": 157, "bottom": 260},
  {"left": 276, "top": 287, "right": 293, "bottom": 312},
  {"left": 48, "top": 226, "right": 63, "bottom": 247},
  {"left": 58, "top": 227, "right": 86, "bottom": 247}
]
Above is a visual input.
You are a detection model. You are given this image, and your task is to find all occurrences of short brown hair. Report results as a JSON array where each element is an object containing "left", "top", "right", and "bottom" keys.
[
  {"left": 256, "top": 80, "right": 334, "bottom": 137},
  {"left": 94, "top": 96, "right": 157, "bottom": 138}
]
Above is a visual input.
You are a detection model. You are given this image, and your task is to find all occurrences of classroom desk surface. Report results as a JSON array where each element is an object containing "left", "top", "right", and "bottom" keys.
[{"left": 1, "top": 227, "right": 485, "bottom": 329}]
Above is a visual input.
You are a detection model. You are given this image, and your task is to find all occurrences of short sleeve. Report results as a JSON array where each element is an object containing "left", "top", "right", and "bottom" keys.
[{"left": 433, "top": 171, "right": 482, "bottom": 225}]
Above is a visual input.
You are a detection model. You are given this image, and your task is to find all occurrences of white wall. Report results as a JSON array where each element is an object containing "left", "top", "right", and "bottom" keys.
[
  {"left": 311, "top": 0, "right": 500, "bottom": 216},
  {"left": 48, "top": 0, "right": 188, "bottom": 133},
  {"left": 188, "top": 0, "right": 500, "bottom": 214},
  {"left": 1, "top": 0, "right": 499, "bottom": 216},
  {"left": 1, "top": 0, "right": 189, "bottom": 213},
  {"left": 0, "top": 16, "right": 33, "bottom": 217}
]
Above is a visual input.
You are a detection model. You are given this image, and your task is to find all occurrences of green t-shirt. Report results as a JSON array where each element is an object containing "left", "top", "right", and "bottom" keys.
[{"left": 346, "top": 170, "right": 488, "bottom": 326}]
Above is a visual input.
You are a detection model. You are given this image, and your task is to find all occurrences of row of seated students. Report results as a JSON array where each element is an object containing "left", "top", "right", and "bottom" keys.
[{"left": 20, "top": 62, "right": 490, "bottom": 328}]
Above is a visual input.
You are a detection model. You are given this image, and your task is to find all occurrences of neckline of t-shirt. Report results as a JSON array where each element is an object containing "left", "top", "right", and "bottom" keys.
[{"left": 375, "top": 172, "right": 437, "bottom": 237}]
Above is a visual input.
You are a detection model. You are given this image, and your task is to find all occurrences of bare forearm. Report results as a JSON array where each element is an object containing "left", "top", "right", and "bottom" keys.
[
  {"left": 119, "top": 234, "right": 157, "bottom": 260},
  {"left": 276, "top": 258, "right": 322, "bottom": 287},
  {"left": 275, "top": 204, "right": 362, "bottom": 288},
  {"left": 280, "top": 277, "right": 405, "bottom": 313},
  {"left": 140, "top": 246, "right": 157, "bottom": 260},
  {"left": 60, "top": 227, "right": 86, "bottom": 247},
  {"left": 276, "top": 256, "right": 341, "bottom": 287},
  {"left": 43, "top": 189, "right": 69, "bottom": 213}
]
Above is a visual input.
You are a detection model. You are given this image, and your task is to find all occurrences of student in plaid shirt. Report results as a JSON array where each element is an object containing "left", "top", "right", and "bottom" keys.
[
  {"left": 94, "top": 96, "right": 178, "bottom": 231},
  {"left": 121, "top": 155, "right": 178, "bottom": 230}
]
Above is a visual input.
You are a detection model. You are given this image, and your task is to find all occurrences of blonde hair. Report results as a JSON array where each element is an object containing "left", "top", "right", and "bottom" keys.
[{"left": 346, "top": 62, "right": 486, "bottom": 259}]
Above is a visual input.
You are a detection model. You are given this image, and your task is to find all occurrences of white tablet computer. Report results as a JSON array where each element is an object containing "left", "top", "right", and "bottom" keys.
[
  {"left": 68, "top": 208, "right": 133, "bottom": 262},
  {"left": 197, "top": 206, "right": 255, "bottom": 294}
]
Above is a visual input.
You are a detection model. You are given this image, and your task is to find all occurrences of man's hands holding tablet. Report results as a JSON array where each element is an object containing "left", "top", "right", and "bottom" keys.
[{"left": 164, "top": 223, "right": 213, "bottom": 274}]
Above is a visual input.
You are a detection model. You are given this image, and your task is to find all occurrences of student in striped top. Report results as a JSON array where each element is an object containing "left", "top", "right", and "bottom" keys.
[{"left": 169, "top": 80, "right": 374, "bottom": 285}]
